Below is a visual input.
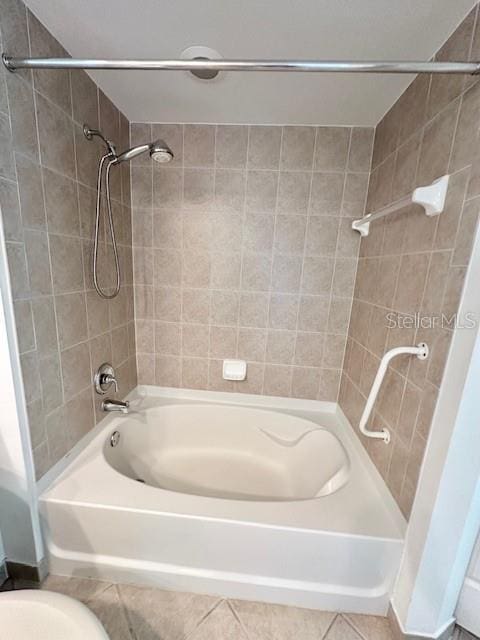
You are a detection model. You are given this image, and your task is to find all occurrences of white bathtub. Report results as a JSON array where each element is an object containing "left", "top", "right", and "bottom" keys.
[{"left": 39, "top": 386, "right": 405, "bottom": 614}]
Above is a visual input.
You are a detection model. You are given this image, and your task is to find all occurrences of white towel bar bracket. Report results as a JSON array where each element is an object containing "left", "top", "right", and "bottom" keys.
[
  {"left": 352, "top": 175, "right": 450, "bottom": 237},
  {"left": 359, "top": 342, "right": 429, "bottom": 443}
]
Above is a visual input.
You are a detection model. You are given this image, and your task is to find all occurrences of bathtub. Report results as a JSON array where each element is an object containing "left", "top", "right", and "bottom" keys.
[{"left": 39, "top": 386, "right": 405, "bottom": 614}]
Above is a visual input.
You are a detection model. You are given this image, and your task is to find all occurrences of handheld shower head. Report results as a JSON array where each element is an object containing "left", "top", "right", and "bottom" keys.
[
  {"left": 112, "top": 139, "right": 174, "bottom": 165},
  {"left": 150, "top": 140, "right": 174, "bottom": 163}
]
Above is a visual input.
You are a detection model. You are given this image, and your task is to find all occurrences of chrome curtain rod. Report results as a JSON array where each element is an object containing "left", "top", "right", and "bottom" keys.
[{"left": 3, "top": 55, "right": 480, "bottom": 75}]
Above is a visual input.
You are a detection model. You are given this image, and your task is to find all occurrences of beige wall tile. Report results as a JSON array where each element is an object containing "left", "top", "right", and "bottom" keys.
[
  {"left": 340, "top": 8, "right": 478, "bottom": 517},
  {"left": 15, "top": 153, "right": 46, "bottom": 230},
  {"left": 294, "top": 332, "right": 325, "bottom": 367},
  {"left": 24, "top": 229, "right": 52, "bottom": 295},
  {"left": 0, "top": 177, "right": 23, "bottom": 241},
  {"left": 315, "top": 127, "right": 350, "bottom": 171},
  {"left": 55, "top": 292, "right": 88, "bottom": 350},
  {"left": 182, "top": 357, "right": 208, "bottom": 389},
  {"left": 6, "top": 73, "right": 38, "bottom": 161},
  {"left": 153, "top": 167, "right": 183, "bottom": 207},
  {"left": 248, "top": 126, "right": 281, "bottom": 170},
  {"left": 277, "top": 171, "right": 310, "bottom": 214},
  {"left": 237, "top": 328, "right": 267, "bottom": 362},
  {"left": 36, "top": 92, "right": 75, "bottom": 179},
  {"left": 243, "top": 214, "right": 275, "bottom": 253},
  {"left": 239, "top": 292, "right": 269, "bottom": 328},
  {"left": 14, "top": 299, "right": 35, "bottom": 353},
  {"left": 263, "top": 364, "right": 292, "bottom": 397},
  {"left": 20, "top": 351, "right": 41, "bottom": 404},
  {"left": 128, "top": 120, "right": 369, "bottom": 415},
  {"left": 298, "top": 295, "right": 329, "bottom": 332},
  {"left": 61, "top": 342, "right": 90, "bottom": 398},
  {"left": 266, "top": 330, "right": 296, "bottom": 365},
  {"left": 49, "top": 234, "right": 84, "bottom": 293},
  {"left": 155, "top": 287, "right": 181, "bottom": 321},
  {"left": 268, "top": 294, "right": 298, "bottom": 330},
  {"left": 40, "top": 352, "right": 63, "bottom": 413},
  {"left": 309, "top": 172, "right": 344, "bottom": 215},
  {"left": 71, "top": 70, "right": 98, "bottom": 128},
  {"left": 182, "top": 289, "right": 210, "bottom": 324},
  {"left": 155, "top": 355, "right": 181, "bottom": 387},
  {"left": 246, "top": 170, "right": 278, "bottom": 212},
  {"left": 184, "top": 124, "right": 215, "bottom": 167},
  {"left": 155, "top": 321, "right": 181, "bottom": 356},
  {"left": 153, "top": 209, "right": 182, "bottom": 248},
  {"left": 182, "top": 323, "right": 209, "bottom": 357},
  {"left": 281, "top": 126, "right": 315, "bottom": 170},
  {"left": 1, "top": 10, "right": 136, "bottom": 478},
  {"left": 417, "top": 98, "right": 460, "bottom": 185},
  {"left": 215, "top": 125, "right": 248, "bottom": 169},
  {"left": 214, "top": 169, "right": 245, "bottom": 213},
  {"left": 348, "top": 128, "right": 374, "bottom": 172},
  {"left": 209, "top": 325, "right": 237, "bottom": 359},
  {"left": 305, "top": 216, "right": 339, "bottom": 257}
]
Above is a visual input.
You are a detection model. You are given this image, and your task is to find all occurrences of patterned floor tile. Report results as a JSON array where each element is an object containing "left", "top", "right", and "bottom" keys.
[
  {"left": 117, "top": 583, "right": 221, "bottom": 640},
  {"left": 345, "top": 613, "right": 394, "bottom": 640},
  {"left": 86, "top": 584, "right": 134, "bottom": 640},
  {"left": 188, "top": 601, "right": 248, "bottom": 640},
  {"left": 230, "top": 598, "right": 336, "bottom": 640},
  {"left": 325, "top": 616, "right": 364, "bottom": 640},
  {"left": 41, "top": 574, "right": 112, "bottom": 603}
]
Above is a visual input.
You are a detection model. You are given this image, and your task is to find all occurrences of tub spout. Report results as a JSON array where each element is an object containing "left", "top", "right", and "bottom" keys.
[{"left": 102, "top": 398, "right": 129, "bottom": 414}]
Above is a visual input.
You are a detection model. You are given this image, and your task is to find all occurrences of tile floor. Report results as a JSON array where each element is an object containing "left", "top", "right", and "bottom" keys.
[{"left": 2, "top": 574, "right": 395, "bottom": 640}]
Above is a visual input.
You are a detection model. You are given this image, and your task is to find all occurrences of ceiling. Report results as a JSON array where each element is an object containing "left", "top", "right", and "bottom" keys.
[{"left": 23, "top": 0, "right": 477, "bottom": 126}]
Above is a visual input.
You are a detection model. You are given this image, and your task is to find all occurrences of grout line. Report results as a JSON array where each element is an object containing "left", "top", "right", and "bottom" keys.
[
  {"left": 234, "top": 124, "right": 251, "bottom": 378},
  {"left": 263, "top": 125, "right": 285, "bottom": 395},
  {"left": 115, "top": 583, "right": 140, "bottom": 640},
  {"left": 338, "top": 613, "right": 372, "bottom": 640},
  {"left": 226, "top": 600, "right": 253, "bottom": 640},
  {"left": 183, "top": 597, "right": 225, "bottom": 640},
  {"left": 319, "top": 612, "right": 339, "bottom": 640},
  {"left": 330, "top": 127, "right": 353, "bottom": 402}
]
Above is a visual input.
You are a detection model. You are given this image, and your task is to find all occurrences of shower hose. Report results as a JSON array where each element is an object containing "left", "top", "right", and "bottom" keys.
[{"left": 93, "top": 153, "right": 121, "bottom": 299}]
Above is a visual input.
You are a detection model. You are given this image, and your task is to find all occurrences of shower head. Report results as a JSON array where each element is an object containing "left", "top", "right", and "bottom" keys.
[
  {"left": 112, "top": 139, "right": 174, "bottom": 165},
  {"left": 150, "top": 140, "right": 174, "bottom": 163}
]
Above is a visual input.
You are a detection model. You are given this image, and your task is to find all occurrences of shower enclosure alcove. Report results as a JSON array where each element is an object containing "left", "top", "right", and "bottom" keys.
[{"left": 1, "top": 0, "right": 479, "bottom": 628}]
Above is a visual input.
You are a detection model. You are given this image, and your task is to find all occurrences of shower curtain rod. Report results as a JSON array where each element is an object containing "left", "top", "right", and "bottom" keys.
[{"left": 3, "top": 55, "right": 480, "bottom": 75}]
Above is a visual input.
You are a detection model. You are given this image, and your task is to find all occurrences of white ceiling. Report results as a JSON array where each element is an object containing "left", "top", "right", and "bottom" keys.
[{"left": 23, "top": 0, "right": 477, "bottom": 126}]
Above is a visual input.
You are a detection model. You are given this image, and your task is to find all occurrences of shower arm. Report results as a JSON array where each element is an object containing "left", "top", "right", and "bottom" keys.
[
  {"left": 83, "top": 124, "right": 116, "bottom": 157},
  {"left": 358, "top": 343, "right": 429, "bottom": 444}
]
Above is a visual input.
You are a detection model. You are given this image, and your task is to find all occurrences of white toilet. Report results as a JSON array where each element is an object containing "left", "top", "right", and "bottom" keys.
[{"left": 0, "top": 589, "right": 109, "bottom": 639}]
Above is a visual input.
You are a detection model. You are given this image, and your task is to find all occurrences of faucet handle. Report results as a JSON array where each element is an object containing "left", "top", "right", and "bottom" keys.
[
  {"left": 102, "top": 373, "right": 118, "bottom": 392},
  {"left": 94, "top": 363, "right": 119, "bottom": 395}
]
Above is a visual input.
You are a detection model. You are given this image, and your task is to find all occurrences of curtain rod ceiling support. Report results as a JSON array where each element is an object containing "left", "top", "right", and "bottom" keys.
[{"left": 3, "top": 54, "right": 480, "bottom": 75}]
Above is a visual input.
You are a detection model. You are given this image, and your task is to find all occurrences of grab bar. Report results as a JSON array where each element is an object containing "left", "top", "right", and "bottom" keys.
[
  {"left": 352, "top": 175, "right": 449, "bottom": 237},
  {"left": 359, "top": 343, "right": 429, "bottom": 443}
]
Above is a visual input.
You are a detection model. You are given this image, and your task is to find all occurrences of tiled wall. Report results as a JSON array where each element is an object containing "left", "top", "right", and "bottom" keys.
[
  {"left": 0, "top": 0, "right": 136, "bottom": 479},
  {"left": 339, "top": 4, "right": 480, "bottom": 518},
  {"left": 131, "top": 123, "right": 374, "bottom": 398}
]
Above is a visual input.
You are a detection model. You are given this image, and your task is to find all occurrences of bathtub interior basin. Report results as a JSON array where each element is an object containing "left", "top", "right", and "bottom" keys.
[{"left": 103, "top": 404, "right": 350, "bottom": 501}]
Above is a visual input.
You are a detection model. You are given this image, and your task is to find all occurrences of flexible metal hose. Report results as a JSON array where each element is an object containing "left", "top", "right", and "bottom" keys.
[{"left": 93, "top": 153, "right": 121, "bottom": 299}]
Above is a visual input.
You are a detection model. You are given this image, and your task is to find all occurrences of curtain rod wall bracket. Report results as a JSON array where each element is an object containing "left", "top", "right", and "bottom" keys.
[{"left": 2, "top": 55, "right": 15, "bottom": 72}]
